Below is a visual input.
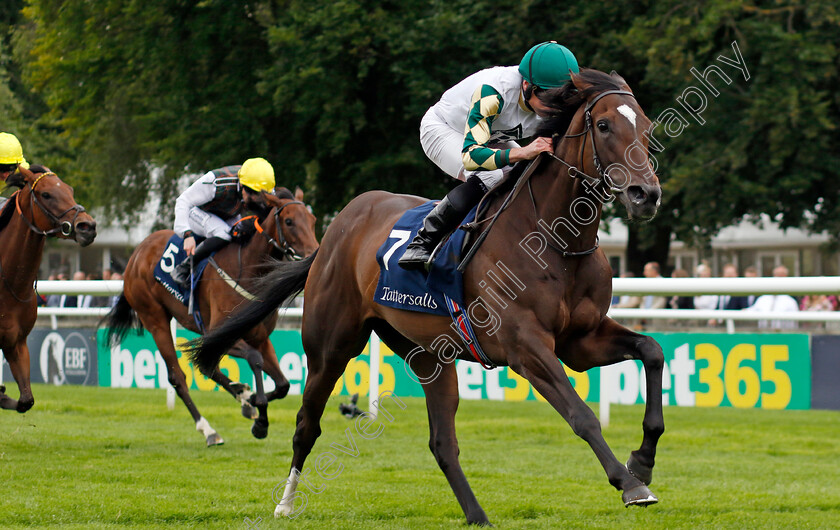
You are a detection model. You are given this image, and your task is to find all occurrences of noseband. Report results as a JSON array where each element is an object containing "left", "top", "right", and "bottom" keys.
[
  {"left": 547, "top": 89, "right": 636, "bottom": 192},
  {"left": 254, "top": 200, "right": 306, "bottom": 260},
  {"left": 16, "top": 172, "right": 86, "bottom": 237}
]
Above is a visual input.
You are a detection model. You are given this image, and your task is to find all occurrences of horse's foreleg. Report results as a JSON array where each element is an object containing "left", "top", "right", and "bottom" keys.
[
  {"left": 228, "top": 340, "right": 270, "bottom": 439},
  {"left": 414, "top": 352, "right": 489, "bottom": 526},
  {"left": 1, "top": 341, "right": 34, "bottom": 412},
  {"left": 257, "top": 338, "right": 290, "bottom": 402},
  {"left": 510, "top": 328, "right": 656, "bottom": 507},
  {"left": 567, "top": 317, "right": 664, "bottom": 486}
]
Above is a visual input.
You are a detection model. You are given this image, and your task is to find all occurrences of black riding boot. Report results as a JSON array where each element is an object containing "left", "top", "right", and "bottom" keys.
[
  {"left": 398, "top": 176, "right": 486, "bottom": 271},
  {"left": 171, "top": 236, "right": 229, "bottom": 288}
]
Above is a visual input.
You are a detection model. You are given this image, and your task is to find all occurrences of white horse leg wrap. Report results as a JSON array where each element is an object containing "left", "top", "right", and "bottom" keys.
[
  {"left": 275, "top": 469, "right": 300, "bottom": 518},
  {"left": 195, "top": 416, "right": 216, "bottom": 438}
]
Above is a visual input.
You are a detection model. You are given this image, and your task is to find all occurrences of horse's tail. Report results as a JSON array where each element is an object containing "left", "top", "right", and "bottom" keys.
[
  {"left": 100, "top": 293, "right": 142, "bottom": 346},
  {"left": 188, "top": 249, "right": 318, "bottom": 374}
]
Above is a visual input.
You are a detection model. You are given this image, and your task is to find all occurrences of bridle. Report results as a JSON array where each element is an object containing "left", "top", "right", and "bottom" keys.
[
  {"left": 254, "top": 200, "right": 306, "bottom": 261},
  {"left": 547, "top": 89, "right": 636, "bottom": 191},
  {"left": 533, "top": 89, "right": 636, "bottom": 257},
  {"left": 16, "top": 172, "right": 87, "bottom": 237},
  {"left": 1, "top": 171, "right": 86, "bottom": 303}
]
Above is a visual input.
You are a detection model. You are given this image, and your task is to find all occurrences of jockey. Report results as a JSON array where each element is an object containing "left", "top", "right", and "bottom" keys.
[
  {"left": 399, "top": 42, "right": 579, "bottom": 270},
  {"left": 171, "top": 157, "right": 275, "bottom": 287},
  {"left": 0, "top": 132, "right": 29, "bottom": 209}
]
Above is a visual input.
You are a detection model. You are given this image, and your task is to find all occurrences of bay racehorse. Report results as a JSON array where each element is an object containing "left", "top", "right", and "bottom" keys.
[
  {"left": 0, "top": 165, "right": 96, "bottom": 412},
  {"left": 103, "top": 187, "right": 318, "bottom": 446},
  {"left": 191, "top": 69, "right": 664, "bottom": 523}
]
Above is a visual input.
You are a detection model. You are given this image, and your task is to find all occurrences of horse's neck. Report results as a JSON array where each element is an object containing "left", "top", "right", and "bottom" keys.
[
  {"left": 217, "top": 229, "right": 274, "bottom": 281},
  {"left": 526, "top": 137, "right": 604, "bottom": 253},
  {"left": 0, "top": 194, "right": 47, "bottom": 290}
]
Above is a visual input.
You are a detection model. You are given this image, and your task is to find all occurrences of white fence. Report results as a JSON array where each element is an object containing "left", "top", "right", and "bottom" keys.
[{"left": 8, "top": 277, "right": 840, "bottom": 423}]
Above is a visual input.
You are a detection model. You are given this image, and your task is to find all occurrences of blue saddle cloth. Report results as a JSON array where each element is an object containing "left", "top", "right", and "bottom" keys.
[
  {"left": 373, "top": 201, "right": 476, "bottom": 316},
  {"left": 153, "top": 234, "right": 212, "bottom": 306}
]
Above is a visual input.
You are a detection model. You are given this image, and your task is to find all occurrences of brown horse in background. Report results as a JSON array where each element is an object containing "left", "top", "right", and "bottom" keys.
[
  {"left": 191, "top": 69, "right": 664, "bottom": 523},
  {"left": 103, "top": 188, "right": 318, "bottom": 446},
  {"left": 0, "top": 165, "right": 96, "bottom": 412}
]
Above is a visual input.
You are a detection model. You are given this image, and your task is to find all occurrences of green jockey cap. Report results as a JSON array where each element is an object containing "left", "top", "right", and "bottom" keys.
[{"left": 518, "top": 41, "right": 579, "bottom": 89}]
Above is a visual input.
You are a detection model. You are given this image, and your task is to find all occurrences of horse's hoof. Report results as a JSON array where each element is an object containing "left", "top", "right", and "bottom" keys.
[
  {"left": 0, "top": 385, "right": 5, "bottom": 394},
  {"left": 206, "top": 433, "right": 225, "bottom": 447},
  {"left": 623, "top": 485, "right": 658, "bottom": 507},
  {"left": 241, "top": 402, "right": 258, "bottom": 420},
  {"left": 251, "top": 419, "right": 269, "bottom": 439},
  {"left": 627, "top": 454, "right": 653, "bottom": 486},
  {"left": 275, "top": 502, "right": 294, "bottom": 518}
]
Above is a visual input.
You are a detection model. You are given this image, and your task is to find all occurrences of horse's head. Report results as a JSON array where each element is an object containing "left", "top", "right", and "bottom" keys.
[
  {"left": 17, "top": 165, "right": 97, "bottom": 246},
  {"left": 553, "top": 69, "right": 661, "bottom": 221},
  {"left": 259, "top": 187, "right": 319, "bottom": 259}
]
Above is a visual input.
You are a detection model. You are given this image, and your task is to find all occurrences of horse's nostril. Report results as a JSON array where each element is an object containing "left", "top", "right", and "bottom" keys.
[
  {"left": 76, "top": 221, "right": 96, "bottom": 233},
  {"left": 628, "top": 186, "right": 647, "bottom": 204}
]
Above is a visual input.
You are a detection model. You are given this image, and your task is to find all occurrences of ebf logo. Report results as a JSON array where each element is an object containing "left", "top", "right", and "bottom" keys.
[{"left": 39, "top": 331, "right": 93, "bottom": 386}]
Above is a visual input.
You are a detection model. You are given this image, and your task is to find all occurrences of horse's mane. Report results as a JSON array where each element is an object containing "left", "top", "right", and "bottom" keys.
[{"left": 534, "top": 68, "right": 626, "bottom": 138}]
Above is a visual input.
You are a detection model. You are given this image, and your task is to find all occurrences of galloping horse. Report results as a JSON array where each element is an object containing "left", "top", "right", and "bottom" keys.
[
  {"left": 191, "top": 69, "right": 664, "bottom": 523},
  {"left": 0, "top": 165, "right": 97, "bottom": 412},
  {"left": 103, "top": 188, "right": 318, "bottom": 446}
]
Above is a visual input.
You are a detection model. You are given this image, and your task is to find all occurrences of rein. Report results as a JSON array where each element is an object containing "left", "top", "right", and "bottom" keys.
[
  {"left": 458, "top": 89, "right": 635, "bottom": 269},
  {"left": 207, "top": 199, "right": 308, "bottom": 300},
  {"left": 16, "top": 172, "right": 86, "bottom": 237}
]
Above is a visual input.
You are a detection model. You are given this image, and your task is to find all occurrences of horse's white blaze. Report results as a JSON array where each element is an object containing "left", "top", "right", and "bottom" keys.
[
  {"left": 275, "top": 469, "right": 300, "bottom": 517},
  {"left": 195, "top": 416, "right": 216, "bottom": 437},
  {"left": 617, "top": 104, "right": 637, "bottom": 129}
]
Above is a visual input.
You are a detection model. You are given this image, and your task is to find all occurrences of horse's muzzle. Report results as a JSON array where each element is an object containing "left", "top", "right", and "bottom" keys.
[
  {"left": 624, "top": 184, "right": 661, "bottom": 221},
  {"left": 74, "top": 219, "right": 97, "bottom": 247}
]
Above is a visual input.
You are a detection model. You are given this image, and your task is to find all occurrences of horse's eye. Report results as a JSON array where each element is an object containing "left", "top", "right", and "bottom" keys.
[
  {"left": 41, "top": 192, "right": 51, "bottom": 200},
  {"left": 285, "top": 218, "right": 294, "bottom": 227},
  {"left": 597, "top": 121, "right": 609, "bottom": 133}
]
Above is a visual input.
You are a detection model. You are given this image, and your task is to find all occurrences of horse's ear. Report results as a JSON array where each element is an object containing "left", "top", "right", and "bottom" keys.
[
  {"left": 295, "top": 186, "right": 304, "bottom": 202},
  {"left": 273, "top": 186, "right": 294, "bottom": 200},
  {"left": 17, "top": 164, "right": 35, "bottom": 183},
  {"left": 610, "top": 70, "right": 632, "bottom": 92},
  {"left": 570, "top": 71, "right": 592, "bottom": 91}
]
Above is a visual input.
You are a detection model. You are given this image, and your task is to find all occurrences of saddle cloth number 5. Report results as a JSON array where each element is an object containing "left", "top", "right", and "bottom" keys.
[
  {"left": 160, "top": 242, "right": 180, "bottom": 273},
  {"left": 383, "top": 229, "right": 411, "bottom": 271}
]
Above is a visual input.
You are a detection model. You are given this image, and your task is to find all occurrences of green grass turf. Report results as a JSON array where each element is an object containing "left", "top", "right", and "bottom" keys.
[{"left": 1, "top": 383, "right": 839, "bottom": 529}]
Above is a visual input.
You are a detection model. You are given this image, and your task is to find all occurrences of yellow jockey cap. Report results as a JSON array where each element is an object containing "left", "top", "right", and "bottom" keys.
[
  {"left": 0, "top": 132, "right": 25, "bottom": 165},
  {"left": 238, "top": 157, "right": 275, "bottom": 192}
]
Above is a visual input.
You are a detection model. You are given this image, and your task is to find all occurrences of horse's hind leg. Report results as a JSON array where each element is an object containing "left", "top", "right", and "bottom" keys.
[
  {"left": 142, "top": 313, "right": 224, "bottom": 446},
  {"left": 274, "top": 323, "right": 371, "bottom": 519},
  {"left": 0, "top": 341, "right": 34, "bottom": 412},
  {"left": 378, "top": 325, "right": 490, "bottom": 526}
]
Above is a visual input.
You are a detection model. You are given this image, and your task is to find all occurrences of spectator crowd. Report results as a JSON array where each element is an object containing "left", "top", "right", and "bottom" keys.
[
  {"left": 611, "top": 261, "right": 837, "bottom": 330},
  {"left": 38, "top": 268, "right": 123, "bottom": 308}
]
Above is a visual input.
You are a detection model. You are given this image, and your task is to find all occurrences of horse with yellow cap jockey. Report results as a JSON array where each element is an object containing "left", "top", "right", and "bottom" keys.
[{"left": 171, "top": 157, "right": 277, "bottom": 287}]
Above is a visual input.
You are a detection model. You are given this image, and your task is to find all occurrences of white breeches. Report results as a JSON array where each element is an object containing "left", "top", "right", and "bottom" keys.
[
  {"left": 187, "top": 207, "right": 237, "bottom": 241},
  {"left": 420, "top": 107, "right": 519, "bottom": 190}
]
